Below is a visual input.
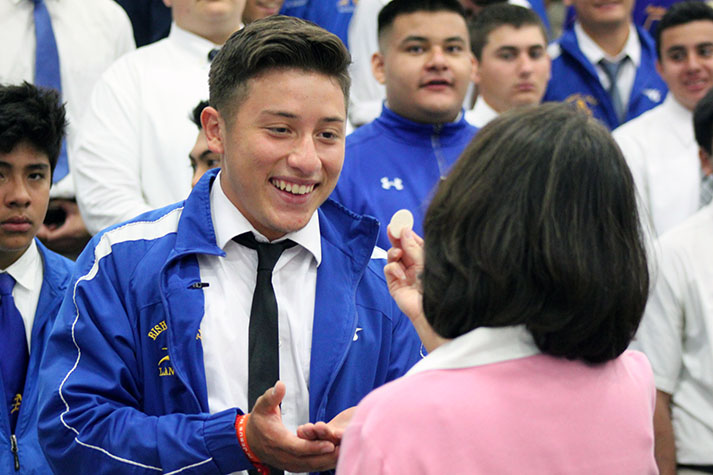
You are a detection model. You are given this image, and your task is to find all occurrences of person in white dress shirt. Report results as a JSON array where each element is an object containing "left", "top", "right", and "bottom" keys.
[
  {"left": 72, "top": 0, "right": 245, "bottom": 235},
  {"left": 0, "top": 0, "right": 135, "bottom": 255},
  {"left": 613, "top": 2, "right": 713, "bottom": 237}
]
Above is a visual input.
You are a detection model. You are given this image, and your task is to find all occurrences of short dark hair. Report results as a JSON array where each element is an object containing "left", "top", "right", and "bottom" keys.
[
  {"left": 377, "top": 0, "right": 467, "bottom": 43},
  {"left": 694, "top": 86, "right": 713, "bottom": 155},
  {"left": 656, "top": 1, "right": 713, "bottom": 60},
  {"left": 191, "top": 100, "right": 209, "bottom": 130},
  {"left": 469, "top": 4, "right": 547, "bottom": 60},
  {"left": 0, "top": 82, "right": 67, "bottom": 173},
  {"left": 422, "top": 103, "right": 649, "bottom": 364},
  {"left": 209, "top": 15, "right": 351, "bottom": 122}
]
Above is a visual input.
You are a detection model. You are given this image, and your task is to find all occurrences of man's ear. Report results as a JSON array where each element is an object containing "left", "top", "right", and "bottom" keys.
[
  {"left": 700, "top": 148, "right": 713, "bottom": 176},
  {"left": 472, "top": 54, "right": 480, "bottom": 85},
  {"left": 655, "top": 59, "right": 664, "bottom": 77},
  {"left": 371, "top": 52, "right": 387, "bottom": 85},
  {"left": 201, "top": 106, "right": 225, "bottom": 155}
]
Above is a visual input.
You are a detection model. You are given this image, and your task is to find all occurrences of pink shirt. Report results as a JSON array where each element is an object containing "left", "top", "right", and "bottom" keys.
[{"left": 337, "top": 327, "right": 657, "bottom": 475}]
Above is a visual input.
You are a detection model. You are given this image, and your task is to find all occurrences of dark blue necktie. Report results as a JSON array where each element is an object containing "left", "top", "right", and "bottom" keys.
[
  {"left": 33, "top": 0, "right": 68, "bottom": 183},
  {"left": 0, "top": 273, "right": 29, "bottom": 432}
]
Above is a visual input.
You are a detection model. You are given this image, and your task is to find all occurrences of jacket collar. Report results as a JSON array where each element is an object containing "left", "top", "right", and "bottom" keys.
[
  {"left": 172, "top": 168, "right": 380, "bottom": 265},
  {"left": 374, "top": 103, "right": 475, "bottom": 145}
]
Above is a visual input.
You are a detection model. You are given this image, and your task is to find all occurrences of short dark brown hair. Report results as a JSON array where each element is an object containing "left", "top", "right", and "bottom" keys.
[
  {"left": 469, "top": 3, "right": 547, "bottom": 60},
  {"left": 0, "top": 82, "right": 67, "bottom": 174},
  {"left": 209, "top": 15, "right": 351, "bottom": 121},
  {"left": 422, "top": 103, "right": 649, "bottom": 364}
]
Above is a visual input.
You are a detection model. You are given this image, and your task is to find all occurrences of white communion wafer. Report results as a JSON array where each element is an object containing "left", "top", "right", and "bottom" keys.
[{"left": 389, "top": 209, "right": 414, "bottom": 239}]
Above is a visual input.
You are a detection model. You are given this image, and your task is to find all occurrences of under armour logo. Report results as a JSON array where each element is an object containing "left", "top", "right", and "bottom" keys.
[
  {"left": 643, "top": 88, "right": 662, "bottom": 103},
  {"left": 381, "top": 177, "right": 404, "bottom": 190},
  {"left": 353, "top": 328, "right": 363, "bottom": 341}
]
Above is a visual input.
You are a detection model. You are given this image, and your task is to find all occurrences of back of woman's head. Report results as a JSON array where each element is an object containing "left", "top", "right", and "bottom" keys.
[{"left": 422, "top": 103, "right": 649, "bottom": 364}]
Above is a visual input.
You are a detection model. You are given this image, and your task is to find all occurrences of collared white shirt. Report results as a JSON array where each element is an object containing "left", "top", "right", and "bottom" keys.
[
  {"left": 199, "top": 174, "right": 319, "bottom": 469},
  {"left": 574, "top": 22, "right": 641, "bottom": 109},
  {"left": 407, "top": 325, "right": 539, "bottom": 376},
  {"left": 614, "top": 95, "right": 698, "bottom": 237},
  {"left": 632, "top": 204, "right": 713, "bottom": 464},
  {"left": 72, "top": 22, "right": 226, "bottom": 234},
  {"left": 0, "top": 0, "right": 135, "bottom": 198},
  {"left": 2, "top": 240, "right": 43, "bottom": 351},
  {"left": 465, "top": 97, "right": 500, "bottom": 129}
]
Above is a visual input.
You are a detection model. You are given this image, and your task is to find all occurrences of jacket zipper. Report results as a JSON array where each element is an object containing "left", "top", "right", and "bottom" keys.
[
  {"left": 430, "top": 124, "right": 448, "bottom": 180},
  {"left": 10, "top": 434, "right": 19, "bottom": 471}
]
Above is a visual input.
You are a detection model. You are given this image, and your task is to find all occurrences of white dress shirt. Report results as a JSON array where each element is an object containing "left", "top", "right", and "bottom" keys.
[
  {"left": 574, "top": 22, "right": 641, "bottom": 110},
  {"left": 73, "top": 23, "right": 221, "bottom": 234},
  {"left": 2, "top": 240, "right": 43, "bottom": 351},
  {"left": 613, "top": 95, "right": 698, "bottom": 237},
  {"left": 198, "top": 174, "right": 319, "bottom": 475},
  {"left": 465, "top": 97, "right": 499, "bottom": 128},
  {"left": 632, "top": 204, "right": 713, "bottom": 464},
  {"left": 0, "top": 0, "right": 135, "bottom": 198}
]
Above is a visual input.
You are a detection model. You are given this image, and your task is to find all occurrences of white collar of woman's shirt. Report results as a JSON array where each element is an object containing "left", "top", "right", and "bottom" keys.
[{"left": 407, "top": 324, "right": 540, "bottom": 376}]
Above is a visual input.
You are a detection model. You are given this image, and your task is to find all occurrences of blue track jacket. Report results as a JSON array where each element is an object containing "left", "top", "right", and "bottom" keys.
[
  {"left": 37, "top": 171, "right": 422, "bottom": 474},
  {"left": 544, "top": 25, "right": 667, "bottom": 130},
  {"left": 332, "top": 105, "right": 477, "bottom": 249},
  {"left": 0, "top": 241, "right": 73, "bottom": 474}
]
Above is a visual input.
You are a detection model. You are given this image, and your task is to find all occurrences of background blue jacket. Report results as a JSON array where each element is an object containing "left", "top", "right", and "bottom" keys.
[
  {"left": 0, "top": 241, "right": 73, "bottom": 474},
  {"left": 37, "top": 171, "right": 421, "bottom": 474},
  {"left": 332, "top": 105, "right": 477, "bottom": 249},
  {"left": 544, "top": 25, "right": 667, "bottom": 129}
]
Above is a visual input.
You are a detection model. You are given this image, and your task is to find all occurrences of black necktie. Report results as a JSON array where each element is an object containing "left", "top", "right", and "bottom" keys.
[{"left": 233, "top": 233, "right": 296, "bottom": 411}]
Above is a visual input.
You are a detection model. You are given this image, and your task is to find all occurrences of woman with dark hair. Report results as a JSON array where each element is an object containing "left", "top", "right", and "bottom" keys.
[{"left": 336, "top": 103, "right": 658, "bottom": 474}]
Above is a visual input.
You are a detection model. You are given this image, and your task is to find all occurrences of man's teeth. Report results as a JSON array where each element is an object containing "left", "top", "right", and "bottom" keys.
[{"left": 272, "top": 179, "right": 315, "bottom": 195}]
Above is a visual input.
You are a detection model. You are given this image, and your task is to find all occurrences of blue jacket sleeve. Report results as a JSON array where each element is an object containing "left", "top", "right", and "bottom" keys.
[{"left": 36, "top": 249, "right": 252, "bottom": 474}]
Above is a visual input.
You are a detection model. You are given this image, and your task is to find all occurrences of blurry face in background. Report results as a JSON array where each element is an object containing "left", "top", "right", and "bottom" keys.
[
  {"left": 163, "top": 0, "right": 246, "bottom": 43},
  {"left": 567, "top": 0, "right": 634, "bottom": 31},
  {"left": 656, "top": 20, "right": 713, "bottom": 111},
  {"left": 242, "top": 0, "right": 284, "bottom": 23},
  {"left": 475, "top": 24, "right": 550, "bottom": 112},
  {"left": 373, "top": 10, "right": 476, "bottom": 124},
  {"left": 189, "top": 129, "right": 222, "bottom": 187}
]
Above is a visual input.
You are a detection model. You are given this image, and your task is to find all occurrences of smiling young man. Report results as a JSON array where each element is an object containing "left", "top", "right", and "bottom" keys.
[
  {"left": 0, "top": 82, "right": 74, "bottom": 473},
  {"left": 37, "top": 16, "right": 421, "bottom": 474},
  {"left": 614, "top": 1, "right": 713, "bottom": 237},
  {"left": 332, "top": 0, "right": 477, "bottom": 250},
  {"left": 544, "top": 0, "right": 667, "bottom": 129},
  {"left": 465, "top": 3, "right": 550, "bottom": 127}
]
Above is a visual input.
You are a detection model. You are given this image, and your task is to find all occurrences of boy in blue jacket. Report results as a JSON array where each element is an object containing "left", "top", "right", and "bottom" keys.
[
  {"left": 37, "top": 15, "right": 421, "bottom": 475},
  {"left": 544, "top": 0, "right": 667, "bottom": 129},
  {"left": 0, "top": 82, "right": 74, "bottom": 473},
  {"left": 332, "top": 0, "right": 478, "bottom": 250}
]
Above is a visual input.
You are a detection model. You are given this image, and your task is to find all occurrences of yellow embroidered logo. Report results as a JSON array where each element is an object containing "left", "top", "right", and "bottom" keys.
[
  {"left": 564, "top": 94, "right": 597, "bottom": 115},
  {"left": 148, "top": 320, "right": 167, "bottom": 340},
  {"left": 10, "top": 394, "right": 21, "bottom": 414},
  {"left": 158, "top": 347, "right": 174, "bottom": 377},
  {"left": 643, "top": 5, "right": 667, "bottom": 30},
  {"left": 196, "top": 329, "right": 202, "bottom": 340}
]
